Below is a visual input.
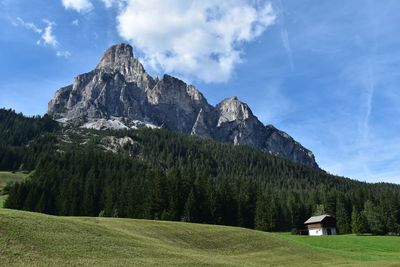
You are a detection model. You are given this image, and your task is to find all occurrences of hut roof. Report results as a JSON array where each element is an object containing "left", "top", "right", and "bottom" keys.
[{"left": 304, "top": 214, "right": 333, "bottom": 224}]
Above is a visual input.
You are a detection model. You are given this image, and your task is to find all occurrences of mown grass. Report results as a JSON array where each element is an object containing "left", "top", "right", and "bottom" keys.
[
  {"left": 1, "top": 209, "right": 400, "bottom": 266},
  {"left": 275, "top": 232, "right": 400, "bottom": 263},
  {"left": 0, "top": 195, "right": 6, "bottom": 208}
]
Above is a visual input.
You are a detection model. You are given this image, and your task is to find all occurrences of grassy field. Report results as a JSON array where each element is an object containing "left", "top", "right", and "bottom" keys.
[
  {"left": 276, "top": 233, "right": 400, "bottom": 264},
  {"left": 0, "top": 195, "right": 6, "bottom": 208},
  {"left": 0, "top": 171, "right": 28, "bottom": 208},
  {"left": 1, "top": 209, "right": 400, "bottom": 266}
]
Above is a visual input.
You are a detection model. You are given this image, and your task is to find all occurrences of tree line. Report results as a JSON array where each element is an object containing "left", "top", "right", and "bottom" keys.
[{"left": 1, "top": 109, "right": 400, "bottom": 234}]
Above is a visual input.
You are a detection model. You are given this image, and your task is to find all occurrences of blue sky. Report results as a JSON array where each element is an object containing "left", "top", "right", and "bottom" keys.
[{"left": 1, "top": 0, "right": 400, "bottom": 183}]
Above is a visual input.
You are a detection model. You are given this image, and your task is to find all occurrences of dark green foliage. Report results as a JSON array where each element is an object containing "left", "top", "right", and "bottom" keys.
[
  {"left": 255, "top": 190, "right": 277, "bottom": 231},
  {"left": 313, "top": 204, "right": 326, "bottom": 216},
  {"left": 0, "top": 109, "right": 58, "bottom": 171},
  {"left": 363, "top": 200, "right": 385, "bottom": 234},
  {"left": 0, "top": 108, "right": 58, "bottom": 146},
  {"left": 351, "top": 206, "right": 368, "bottom": 234},
  {"left": 336, "top": 195, "right": 351, "bottom": 234},
  {"left": 2, "top": 109, "right": 400, "bottom": 234}
]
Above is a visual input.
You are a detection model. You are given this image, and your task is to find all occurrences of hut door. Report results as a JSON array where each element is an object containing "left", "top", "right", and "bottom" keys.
[{"left": 327, "top": 229, "right": 332, "bottom": 235}]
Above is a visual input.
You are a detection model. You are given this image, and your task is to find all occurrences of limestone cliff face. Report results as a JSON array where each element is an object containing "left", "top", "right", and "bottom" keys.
[{"left": 48, "top": 44, "right": 318, "bottom": 168}]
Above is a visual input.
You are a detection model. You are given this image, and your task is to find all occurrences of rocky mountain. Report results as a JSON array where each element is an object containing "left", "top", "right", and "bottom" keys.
[{"left": 48, "top": 44, "right": 318, "bottom": 168}]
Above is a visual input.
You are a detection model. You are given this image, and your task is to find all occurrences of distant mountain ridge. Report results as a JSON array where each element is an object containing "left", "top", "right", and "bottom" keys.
[{"left": 48, "top": 43, "right": 318, "bottom": 168}]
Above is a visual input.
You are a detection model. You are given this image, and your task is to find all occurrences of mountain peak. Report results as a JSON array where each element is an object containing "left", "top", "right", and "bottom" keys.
[
  {"left": 48, "top": 43, "right": 318, "bottom": 168},
  {"left": 96, "top": 43, "right": 146, "bottom": 81},
  {"left": 221, "top": 96, "right": 240, "bottom": 103},
  {"left": 227, "top": 96, "right": 239, "bottom": 101},
  {"left": 217, "top": 96, "right": 253, "bottom": 124},
  {"left": 96, "top": 43, "right": 134, "bottom": 68}
]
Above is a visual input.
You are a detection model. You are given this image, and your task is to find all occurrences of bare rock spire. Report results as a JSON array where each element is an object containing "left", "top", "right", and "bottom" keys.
[{"left": 48, "top": 43, "right": 319, "bottom": 168}]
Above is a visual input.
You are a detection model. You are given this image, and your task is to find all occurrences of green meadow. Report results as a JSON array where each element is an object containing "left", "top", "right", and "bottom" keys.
[
  {"left": 1, "top": 208, "right": 400, "bottom": 266},
  {"left": 276, "top": 232, "right": 400, "bottom": 263}
]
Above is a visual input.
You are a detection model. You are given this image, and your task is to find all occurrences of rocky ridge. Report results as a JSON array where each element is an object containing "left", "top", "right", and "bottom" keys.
[{"left": 48, "top": 44, "right": 318, "bottom": 168}]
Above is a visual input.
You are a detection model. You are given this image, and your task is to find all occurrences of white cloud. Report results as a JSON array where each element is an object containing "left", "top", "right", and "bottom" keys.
[
  {"left": 116, "top": 0, "right": 276, "bottom": 83},
  {"left": 57, "top": 50, "right": 72, "bottom": 58},
  {"left": 280, "top": 28, "right": 293, "bottom": 70},
  {"left": 100, "top": 0, "right": 125, "bottom": 9},
  {"left": 361, "top": 61, "right": 375, "bottom": 144},
  {"left": 15, "top": 17, "right": 43, "bottom": 34},
  {"left": 14, "top": 17, "right": 70, "bottom": 58},
  {"left": 72, "top": 19, "right": 80, "bottom": 26},
  {"left": 40, "top": 20, "right": 59, "bottom": 48},
  {"left": 101, "top": 0, "right": 115, "bottom": 8},
  {"left": 15, "top": 18, "right": 59, "bottom": 48},
  {"left": 58, "top": 0, "right": 276, "bottom": 80},
  {"left": 62, "top": 0, "right": 93, "bottom": 13}
]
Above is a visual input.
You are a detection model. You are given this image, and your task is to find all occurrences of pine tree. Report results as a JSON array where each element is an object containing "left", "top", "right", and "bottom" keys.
[
  {"left": 351, "top": 206, "right": 363, "bottom": 234},
  {"left": 313, "top": 204, "right": 326, "bottom": 215},
  {"left": 336, "top": 196, "right": 351, "bottom": 234},
  {"left": 363, "top": 200, "right": 384, "bottom": 235},
  {"left": 255, "top": 192, "right": 277, "bottom": 231},
  {"left": 183, "top": 188, "right": 196, "bottom": 222}
]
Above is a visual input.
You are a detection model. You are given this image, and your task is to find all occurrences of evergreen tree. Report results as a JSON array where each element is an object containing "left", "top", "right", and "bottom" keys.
[
  {"left": 351, "top": 206, "right": 362, "bottom": 234},
  {"left": 2, "top": 108, "right": 400, "bottom": 234},
  {"left": 336, "top": 196, "right": 351, "bottom": 234},
  {"left": 313, "top": 204, "right": 326, "bottom": 215},
  {"left": 363, "top": 200, "right": 384, "bottom": 235},
  {"left": 255, "top": 191, "right": 277, "bottom": 231},
  {"left": 183, "top": 188, "right": 196, "bottom": 222}
]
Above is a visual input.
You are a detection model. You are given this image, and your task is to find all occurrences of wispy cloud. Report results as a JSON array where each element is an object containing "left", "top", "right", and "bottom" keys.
[
  {"left": 61, "top": 0, "right": 93, "bottom": 13},
  {"left": 280, "top": 29, "right": 293, "bottom": 70},
  {"left": 38, "top": 20, "right": 59, "bottom": 48},
  {"left": 101, "top": 0, "right": 117, "bottom": 8},
  {"left": 15, "top": 17, "right": 42, "bottom": 34},
  {"left": 56, "top": 50, "right": 72, "bottom": 58},
  {"left": 258, "top": 1, "right": 400, "bottom": 183},
  {"left": 60, "top": 0, "right": 121, "bottom": 12},
  {"left": 277, "top": 0, "right": 294, "bottom": 70},
  {"left": 361, "top": 61, "right": 375, "bottom": 144},
  {"left": 72, "top": 19, "right": 79, "bottom": 26},
  {"left": 14, "top": 17, "right": 71, "bottom": 58}
]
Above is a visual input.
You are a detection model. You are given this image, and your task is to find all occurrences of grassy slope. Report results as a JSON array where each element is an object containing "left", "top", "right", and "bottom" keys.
[
  {"left": 0, "top": 195, "right": 6, "bottom": 208},
  {"left": 0, "top": 171, "right": 27, "bottom": 208},
  {"left": 1, "top": 209, "right": 400, "bottom": 267}
]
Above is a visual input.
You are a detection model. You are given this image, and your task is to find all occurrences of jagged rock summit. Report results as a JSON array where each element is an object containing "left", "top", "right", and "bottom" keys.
[{"left": 48, "top": 43, "right": 318, "bottom": 168}]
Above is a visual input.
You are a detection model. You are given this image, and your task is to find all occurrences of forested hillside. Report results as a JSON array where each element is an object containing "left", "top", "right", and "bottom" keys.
[
  {"left": 0, "top": 109, "right": 58, "bottom": 170},
  {"left": 1, "top": 109, "right": 400, "bottom": 234},
  {"left": 0, "top": 108, "right": 58, "bottom": 146}
]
